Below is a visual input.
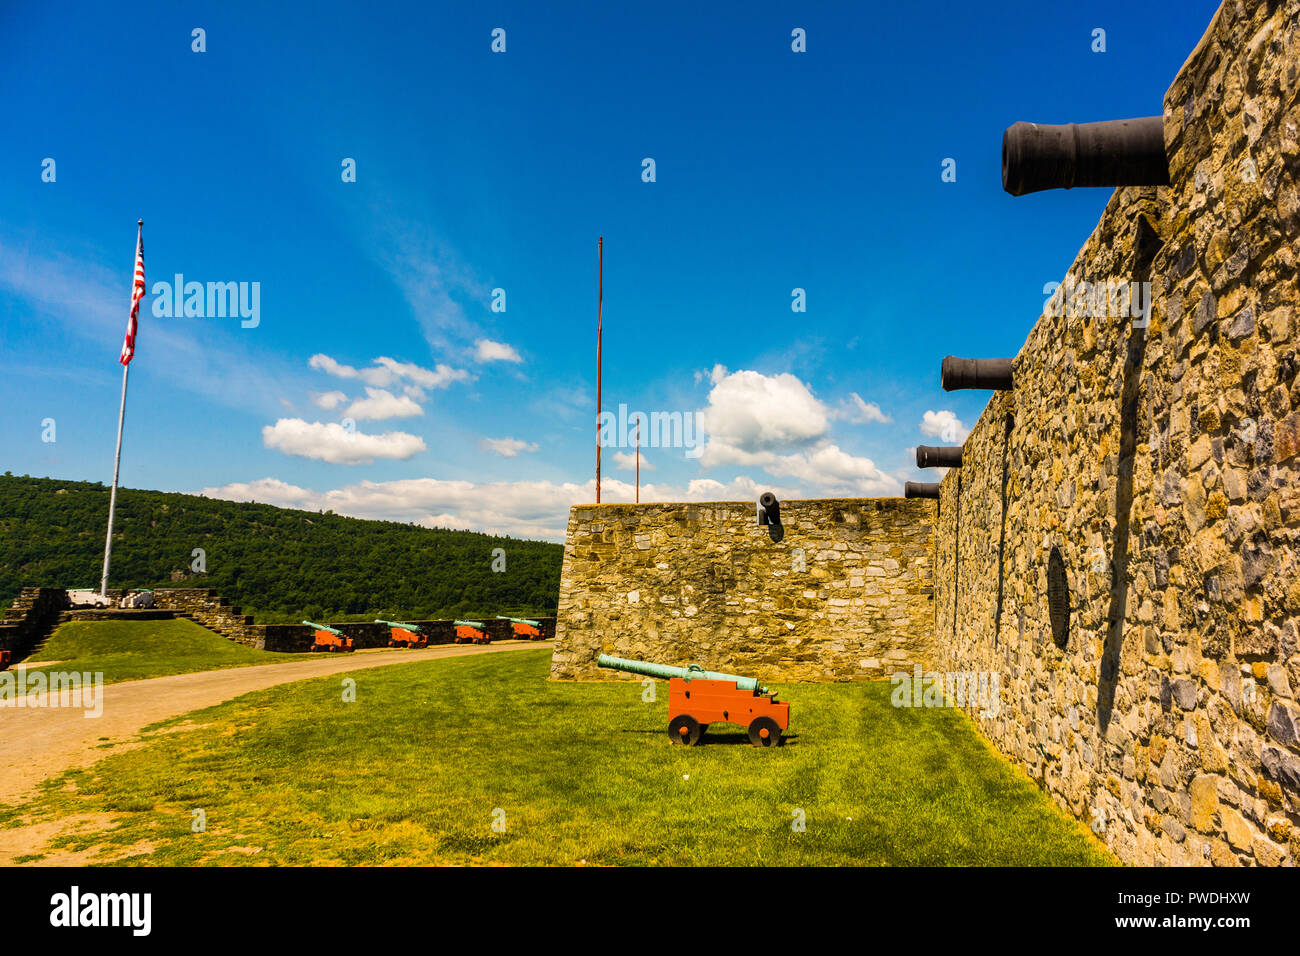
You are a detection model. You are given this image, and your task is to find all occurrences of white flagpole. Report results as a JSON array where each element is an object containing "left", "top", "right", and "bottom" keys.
[
  {"left": 99, "top": 362, "right": 130, "bottom": 597},
  {"left": 100, "top": 219, "right": 141, "bottom": 598}
]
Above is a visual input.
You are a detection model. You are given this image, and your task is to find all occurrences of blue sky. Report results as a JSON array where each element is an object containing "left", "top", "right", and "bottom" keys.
[{"left": 0, "top": 0, "right": 1220, "bottom": 540}]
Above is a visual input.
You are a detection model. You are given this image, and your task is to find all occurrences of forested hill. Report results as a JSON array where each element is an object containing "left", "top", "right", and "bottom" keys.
[{"left": 0, "top": 474, "right": 563, "bottom": 622}]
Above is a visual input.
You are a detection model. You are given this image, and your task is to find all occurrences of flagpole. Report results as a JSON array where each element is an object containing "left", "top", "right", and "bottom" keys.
[
  {"left": 595, "top": 236, "right": 603, "bottom": 504},
  {"left": 100, "top": 218, "right": 142, "bottom": 598},
  {"left": 99, "top": 362, "right": 129, "bottom": 596}
]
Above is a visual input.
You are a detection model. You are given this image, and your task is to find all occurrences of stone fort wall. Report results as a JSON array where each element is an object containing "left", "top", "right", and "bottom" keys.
[
  {"left": 549, "top": 498, "right": 936, "bottom": 682},
  {"left": 935, "top": 0, "right": 1300, "bottom": 866}
]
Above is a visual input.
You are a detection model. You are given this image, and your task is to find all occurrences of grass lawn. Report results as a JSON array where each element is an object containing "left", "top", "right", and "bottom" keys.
[
  {"left": 18, "top": 619, "right": 316, "bottom": 684},
  {"left": 2, "top": 648, "right": 1114, "bottom": 866}
]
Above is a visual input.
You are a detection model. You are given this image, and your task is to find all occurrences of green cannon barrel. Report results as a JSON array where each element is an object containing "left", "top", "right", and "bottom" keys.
[
  {"left": 375, "top": 619, "right": 423, "bottom": 633},
  {"left": 497, "top": 616, "right": 541, "bottom": 626},
  {"left": 302, "top": 620, "right": 343, "bottom": 635},
  {"left": 597, "top": 654, "right": 765, "bottom": 693},
  {"left": 454, "top": 620, "right": 486, "bottom": 628}
]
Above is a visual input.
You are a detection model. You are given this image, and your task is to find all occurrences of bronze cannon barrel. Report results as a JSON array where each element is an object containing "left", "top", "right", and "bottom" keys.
[
  {"left": 941, "top": 356, "right": 1014, "bottom": 391},
  {"left": 1002, "top": 116, "right": 1169, "bottom": 196},
  {"left": 905, "top": 481, "right": 941, "bottom": 499},
  {"left": 916, "top": 445, "right": 963, "bottom": 468}
]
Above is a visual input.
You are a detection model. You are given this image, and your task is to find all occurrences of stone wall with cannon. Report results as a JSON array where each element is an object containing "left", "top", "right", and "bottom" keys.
[
  {"left": 933, "top": 0, "right": 1300, "bottom": 866},
  {"left": 549, "top": 498, "right": 936, "bottom": 682}
]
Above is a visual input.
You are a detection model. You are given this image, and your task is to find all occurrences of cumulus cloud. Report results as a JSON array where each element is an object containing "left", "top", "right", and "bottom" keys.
[
  {"left": 767, "top": 444, "right": 900, "bottom": 496},
  {"left": 480, "top": 436, "right": 539, "bottom": 457},
  {"left": 373, "top": 355, "right": 471, "bottom": 389},
  {"left": 261, "top": 418, "right": 426, "bottom": 465},
  {"left": 344, "top": 387, "right": 424, "bottom": 421},
  {"left": 920, "top": 409, "right": 970, "bottom": 443},
  {"left": 311, "top": 390, "right": 348, "bottom": 410},
  {"left": 200, "top": 473, "right": 796, "bottom": 541},
  {"left": 309, "top": 353, "right": 470, "bottom": 390},
  {"left": 474, "top": 339, "right": 523, "bottom": 363},
  {"left": 697, "top": 367, "right": 831, "bottom": 467},
  {"left": 842, "top": 392, "right": 892, "bottom": 425},
  {"left": 613, "top": 450, "right": 653, "bottom": 471}
]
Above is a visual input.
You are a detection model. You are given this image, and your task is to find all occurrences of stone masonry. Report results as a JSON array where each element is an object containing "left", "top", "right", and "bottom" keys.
[
  {"left": 549, "top": 498, "right": 936, "bottom": 682},
  {"left": 935, "top": 0, "right": 1300, "bottom": 866}
]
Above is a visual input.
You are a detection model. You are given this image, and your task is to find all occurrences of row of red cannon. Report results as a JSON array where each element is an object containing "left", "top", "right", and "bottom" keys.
[{"left": 304, "top": 617, "right": 548, "bottom": 653}]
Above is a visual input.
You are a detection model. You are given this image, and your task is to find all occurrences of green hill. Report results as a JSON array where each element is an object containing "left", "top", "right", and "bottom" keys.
[{"left": 0, "top": 473, "right": 563, "bottom": 622}]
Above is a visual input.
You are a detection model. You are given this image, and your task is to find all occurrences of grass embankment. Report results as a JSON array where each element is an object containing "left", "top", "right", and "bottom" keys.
[
  {"left": 19, "top": 619, "right": 315, "bottom": 684},
  {"left": 3, "top": 648, "right": 1114, "bottom": 866}
]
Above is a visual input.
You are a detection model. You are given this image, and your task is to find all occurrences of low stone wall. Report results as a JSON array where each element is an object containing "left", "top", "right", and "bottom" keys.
[
  {"left": 550, "top": 498, "right": 936, "bottom": 682},
  {"left": 0, "top": 588, "right": 69, "bottom": 663},
  {"left": 152, "top": 588, "right": 260, "bottom": 645}
]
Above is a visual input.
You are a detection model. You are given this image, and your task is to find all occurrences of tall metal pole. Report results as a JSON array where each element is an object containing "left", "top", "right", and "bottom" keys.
[
  {"left": 100, "top": 363, "right": 130, "bottom": 596},
  {"left": 100, "top": 218, "right": 141, "bottom": 598},
  {"left": 596, "top": 236, "right": 603, "bottom": 504},
  {"left": 635, "top": 416, "right": 640, "bottom": 504}
]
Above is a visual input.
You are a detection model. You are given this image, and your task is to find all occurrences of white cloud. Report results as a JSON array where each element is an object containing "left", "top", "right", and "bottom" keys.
[
  {"left": 842, "top": 392, "right": 892, "bottom": 425},
  {"left": 697, "top": 367, "right": 831, "bottom": 467},
  {"left": 345, "top": 387, "right": 424, "bottom": 421},
  {"left": 768, "top": 444, "right": 900, "bottom": 496},
  {"left": 920, "top": 409, "right": 969, "bottom": 443},
  {"left": 309, "top": 353, "right": 470, "bottom": 391},
  {"left": 200, "top": 474, "right": 803, "bottom": 542},
  {"left": 480, "top": 436, "right": 539, "bottom": 457},
  {"left": 311, "top": 390, "right": 348, "bottom": 410},
  {"left": 373, "top": 355, "right": 471, "bottom": 389},
  {"left": 474, "top": 339, "right": 523, "bottom": 363},
  {"left": 261, "top": 418, "right": 426, "bottom": 465},
  {"left": 613, "top": 450, "right": 653, "bottom": 471}
]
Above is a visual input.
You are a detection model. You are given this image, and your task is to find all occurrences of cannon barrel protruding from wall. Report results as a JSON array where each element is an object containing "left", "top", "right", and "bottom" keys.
[
  {"left": 1002, "top": 116, "right": 1169, "bottom": 196},
  {"left": 916, "top": 445, "right": 963, "bottom": 469},
  {"left": 905, "top": 481, "right": 941, "bottom": 499},
  {"left": 941, "top": 356, "right": 1014, "bottom": 391}
]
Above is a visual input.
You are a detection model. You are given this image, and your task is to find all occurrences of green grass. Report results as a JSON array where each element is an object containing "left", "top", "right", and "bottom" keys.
[
  {"left": 19, "top": 619, "right": 315, "bottom": 684},
  {"left": 3, "top": 649, "right": 1114, "bottom": 866}
]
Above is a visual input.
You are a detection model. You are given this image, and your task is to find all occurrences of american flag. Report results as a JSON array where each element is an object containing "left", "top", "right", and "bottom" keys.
[{"left": 120, "top": 220, "right": 144, "bottom": 366}]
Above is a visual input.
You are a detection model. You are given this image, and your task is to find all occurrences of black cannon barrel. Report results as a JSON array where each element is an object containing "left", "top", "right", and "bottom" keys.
[
  {"left": 1002, "top": 116, "right": 1169, "bottom": 196},
  {"left": 905, "top": 481, "right": 941, "bottom": 499},
  {"left": 941, "top": 356, "right": 1014, "bottom": 391},
  {"left": 916, "top": 445, "right": 963, "bottom": 469}
]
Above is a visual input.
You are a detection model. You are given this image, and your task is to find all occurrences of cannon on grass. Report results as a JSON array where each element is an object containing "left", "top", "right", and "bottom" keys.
[
  {"left": 454, "top": 620, "right": 490, "bottom": 644},
  {"left": 497, "top": 616, "right": 543, "bottom": 640},
  {"left": 376, "top": 620, "right": 428, "bottom": 648},
  {"left": 597, "top": 654, "right": 790, "bottom": 748},
  {"left": 303, "top": 620, "right": 354, "bottom": 653}
]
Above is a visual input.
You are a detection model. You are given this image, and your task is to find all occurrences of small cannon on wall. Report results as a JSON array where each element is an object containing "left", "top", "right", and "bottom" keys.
[
  {"left": 304, "top": 620, "right": 354, "bottom": 653},
  {"left": 905, "top": 481, "right": 941, "bottom": 499},
  {"left": 941, "top": 356, "right": 1014, "bottom": 391},
  {"left": 758, "top": 491, "right": 784, "bottom": 542},
  {"left": 598, "top": 654, "right": 790, "bottom": 747},
  {"left": 916, "top": 445, "right": 963, "bottom": 469},
  {"left": 454, "top": 620, "right": 490, "bottom": 644},
  {"left": 376, "top": 619, "right": 428, "bottom": 648},
  {"left": 1002, "top": 116, "right": 1169, "bottom": 196},
  {"left": 497, "top": 616, "right": 544, "bottom": 640}
]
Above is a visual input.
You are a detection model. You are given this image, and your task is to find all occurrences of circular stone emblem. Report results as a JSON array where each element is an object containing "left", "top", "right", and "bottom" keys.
[{"left": 1047, "top": 546, "right": 1070, "bottom": 649}]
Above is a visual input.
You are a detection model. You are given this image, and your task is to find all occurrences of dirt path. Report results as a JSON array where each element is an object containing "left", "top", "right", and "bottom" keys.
[{"left": 0, "top": 641, "right": 550, "bottom": 806}]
